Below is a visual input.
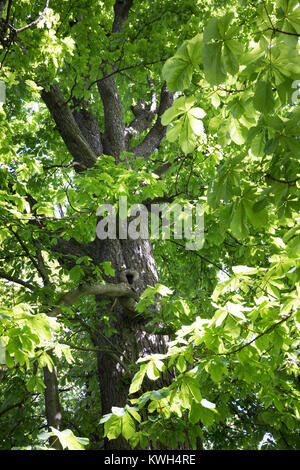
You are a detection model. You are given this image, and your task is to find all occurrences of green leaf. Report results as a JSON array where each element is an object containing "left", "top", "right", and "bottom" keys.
[
  {"left": 162, "top": 57, "right": 193, "bottom": 91},
  {"left": 161, "top": 98, "right": 186, "bottom": 125},
  {"left": 253, "top": 80, "right": 275, "bottom": 114},
  {"left": 188, "top": 114, "right": 205, "bottom": 136},
  {"left": 230, "top": 202, "right": 248, "bottom": 240},
  {"left": 229, "top": 119, "right": 247, "bottom": 145},
  {"left": 127, "top": 407, "right": 141, "bottom": 423},
  {"left": 176, "top": 355, "right": 187, "bottom": 373},
  {"left": 203, "top": 17, "right": 221, "bottom": 43},
  {"left": 208, "top": 361, "right": 228, "bottom": 383},
  {"left": 166, "top": 118, "right": 184, "bottom": 142},
  {"left": 129, "top": 363, "right": 148, "bottom": 394},
  {"left": 202, "top": 43, "right": 226, "bottom": 85},
  {"left": 121, "top": 413, "right": 136, "bottom": 440},
  {"left": 151, "top": 389, "right": 170, "bottom": 400},
  {"left": 50, "top": 428, "right": 88, "bottom": 450},
  {"left": 101, "top": 261, "right": 115, "bottom": 277},
  {"left": 104, "top": 415, "right": 122, "bottom": 440},
  {"left": 185, "top": 377, "right": 202, "bottom": 403},
  {"left": 146, "top": 360, "right": 160, "bottom": 380},
  {"left": 189, "top": 402, "right": 202, "bottom": 424}
]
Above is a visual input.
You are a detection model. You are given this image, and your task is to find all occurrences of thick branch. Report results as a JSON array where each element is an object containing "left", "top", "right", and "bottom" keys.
[
  {"left": 41, "top": 84, "right": 98, "bottom": 169},
  {"left": 112, "top": 0, "right": 134, "bottom": 33},
  {"left": 97, "top": 74, "right": 125, "bottom": 159},
  {"left": 94, "top": 0, "right": 134, "bottom": 159},
  {"left": 131, "top": 83, "right": 174, "bottom": 158},
  {"left": 51, "top": 282, "right": 139, "bottom": 316},
  {"left": 73, "top": 106, "right": 103, "bottom": 157}
]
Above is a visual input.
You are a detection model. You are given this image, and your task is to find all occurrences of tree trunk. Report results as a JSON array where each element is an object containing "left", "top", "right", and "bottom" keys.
[
  {"left": 41, "top": 0, "right": 175, "bottom": 449},
  {"left": 43, "top": 366, "right": 63, "bottom": 449},
  {"left": 85, "top": 236, "right": 171, "bottom": 449}
]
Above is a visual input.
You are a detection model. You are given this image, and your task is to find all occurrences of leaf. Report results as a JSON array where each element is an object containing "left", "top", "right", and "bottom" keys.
[
  {"left": 201, "top": 399, "right": 216, "bottom": 409},
  {"left": 146, "top": 360, "right": 160, "bottom": 380},
  {"left": 230, "top": 202, "right": 248, "bottom": 240},
  {"left": 176, "top": 355, "right": 187, "bottom": 373},
  {"left": 112, "top": 406, "right": 126, "bottom": 417},
  {"left": 27, "top": 315, "right": 52, "bottom": 342},
  {"left": 186, "top": 34, "right": 204, "bottom": 65},
  {"left": 179, "top": 382, "right": 192, "bottom": 409},
  {"left": 189, "top": 107, "right": 206, "bottom": 119},
  {"left": 50, "top": 428, "right": 88, "bottom": 450},
  {"left": 188, "top": 114, "right": 205, "bottom": 136},
  {"left": 121, "top": 413, "right": 136, "bottom": 440},
  {"left": 129, "top": 363, "right": 148, "bottom": 394},
  {"left": 253, "top": 80, "right": 275, "bottom": 114},
  {"left": 161, "top": 98, "right": 186, "bottom": 125},
  {"left": 198, "top": 405, "right": 216, "bottom": 426},
  {"left": 162, "top": 56, "right": 193, "bottom": 91},
  {"left": 202, "top": 43, "right": 226, "bottom": 85},
  {"left": 226, "top": 302, "right": 247, "bottom": 321},
  {"left": 223, "top": 43, "right": 239, "bottom": 75},
  {"left": 104, "top": 415, "right": 122, "bottom": 440},
  {"left": 208, "top": 361, "right": 228, "bottom": 383},
  {"left": 232, "top": 266, "right": 258, "bottom": 275},
  {"left": 179, "top": 118, "right": 197, "bottom": 154},
  {"left": 203, "top": 17, "right": 221, "bottom": 43},
  {"left": 166, "top": 118, "right": 184, "bottom": 142},
  {"left": 101, "top": 261, "right": 115, "bottom": 277},
  {"left": 185, "top": 377, "right": 202, "bottom": 402},
  {"left": 69, "top": 265, "right": 84, "bottom": 282},
  {"left": 229, "top": 119, "right": 247, "bottom": 145},
  {"left": 151, "top": 389, "right": 170, "bottom": 400},
  {"left": 189, "top": 402, "right": 202, "bottom": 424},
  {"left": 127, "top": 407, "right": 141, "bottom": 423}
]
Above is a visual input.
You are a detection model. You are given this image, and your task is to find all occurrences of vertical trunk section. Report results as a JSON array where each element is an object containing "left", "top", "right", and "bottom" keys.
[
  {"left": 43, "top": 366, "right": 63, "bottom": 449},
  {"left": 86, "top": 236, "right": 170, "bottom": 450}
]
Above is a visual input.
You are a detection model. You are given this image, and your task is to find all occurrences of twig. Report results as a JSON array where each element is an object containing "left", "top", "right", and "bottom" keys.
[
  {"left": 265, "top": 173, "right": 300, "bottom": 186},
  {"left": 15, "top": 0, "right": 49, "bottom": 33},
  {"left": 87, "top": 58, "right": 166, "bottom": 90},
  {"left": 0, "top": 270, "right": 35, "bottom": 290}
]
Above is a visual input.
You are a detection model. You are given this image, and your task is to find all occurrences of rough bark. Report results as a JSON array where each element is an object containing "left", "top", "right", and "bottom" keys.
[
  {"left": 131, "top": 83, "right": 174, "bottom": 158},
  {"left": 112, "top": 0, "right": 134, "bottom": 34},
  {"left": 43, "top": 366, "right": 63, "bottom": 449},
  {"left": 87, "top": 237, "right": 170, "bottom": 450},
  {"left": 97, "top": 74, "right": 125, "bottom": 159},
  {"left": 41, "top": 84, "right": 98, "bottom": 169}
]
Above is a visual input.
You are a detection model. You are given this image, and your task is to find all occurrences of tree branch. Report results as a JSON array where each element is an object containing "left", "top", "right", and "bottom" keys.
[
  {"left": 15, "top": 0, "right": 49, "bottom": 33},
  {"left": 112, "top": 0, "right": 134, "bottom": 33},
  {"left": 131, "top": 82, "right": 174, "bottom": 158},
  {"left": 10, "top": 227, "right": 46, "bottom": 280},
  {"left": 97, "top": 72, "right": 125, "bottom": 159},
  {"left": 51, "top": 282, "right": 139, "bottom": 316},
  {"left": 125, "top": 77, "right": 158, "bottom": 147},
  {"left": 41, "top": 84, "right": 98, "bottom": 169},
  {"left": 0, "top": 391, "right": 32, "bottom": 418},
  {"left": 265, "top": 173, "right": 300, "bottom": 186},
  {"left": 217, "top": 313, "right": 293, "bottom": 357},
  {"left": 153, "top": 155, "right": 193, "bottom": 177},
  {"left": 0, "top": 270, "right": 35, "bottom": 290}
]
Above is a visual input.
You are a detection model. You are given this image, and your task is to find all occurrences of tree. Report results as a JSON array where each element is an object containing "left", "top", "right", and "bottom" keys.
[{"left": 0, "top": 0, "right": 299, "bottom": 451}]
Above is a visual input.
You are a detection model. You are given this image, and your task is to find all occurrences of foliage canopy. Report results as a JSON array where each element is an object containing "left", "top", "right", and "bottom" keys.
[{"left": 0, "top": 0, "right": 299, "bottom": 451}]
